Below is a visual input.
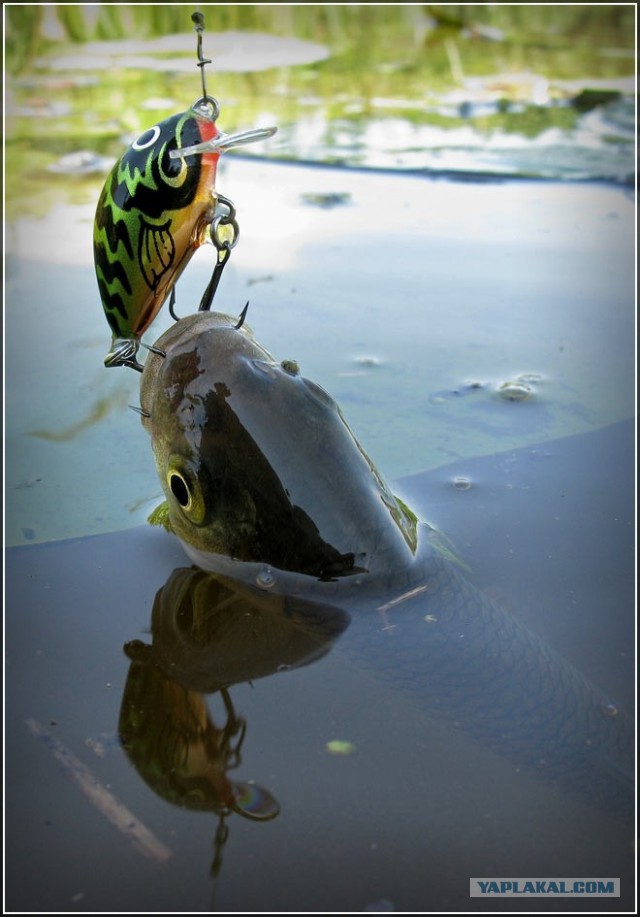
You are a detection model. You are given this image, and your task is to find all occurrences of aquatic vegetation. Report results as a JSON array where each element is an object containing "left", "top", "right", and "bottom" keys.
[{"left": 4, "top": 3, "right": 635, "bottom": 221}]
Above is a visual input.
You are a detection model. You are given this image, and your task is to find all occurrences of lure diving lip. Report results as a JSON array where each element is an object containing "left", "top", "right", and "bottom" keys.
[{"left": 169, "top": 125, "right": 278, "bottom": 160}]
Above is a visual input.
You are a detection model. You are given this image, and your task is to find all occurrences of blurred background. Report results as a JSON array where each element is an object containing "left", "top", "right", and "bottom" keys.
[
  {"left": 4, "top": 4, "right": 636, "bottom": 545},
  {"left": 5, "top": 2, "right": 635, "bottom": 221}
]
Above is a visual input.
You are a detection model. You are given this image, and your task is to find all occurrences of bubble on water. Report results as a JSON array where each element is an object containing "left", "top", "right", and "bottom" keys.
[
  {"left": 301, "top": 191, "right": 351, "bottom": 208},
  {"left": 452, "top": 475, "right": 472, "bottom": 491},
  {"left": 256, "top": 567, "right": 276, "bottom": 590},
  {"left": 355, "top": 355, "right": 382, "bottom": 367},
  {"left": 232, "top": 782, "right": 280, "bottom": 821},
  {"left": 498, "top": 380, "right": 533, "bottom": 401}
]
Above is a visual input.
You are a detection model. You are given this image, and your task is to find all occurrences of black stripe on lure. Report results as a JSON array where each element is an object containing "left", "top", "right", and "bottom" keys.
[{"left": 93, "top": 97, "right": 276, "bottom": 371}]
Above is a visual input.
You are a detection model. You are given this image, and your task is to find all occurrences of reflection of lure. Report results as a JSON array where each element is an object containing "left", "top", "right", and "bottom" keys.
[
  {"left": 120, "top": 640, "right": 279, "bottom": 875},
  {"left": 120, "top": 642, "right": 279, "bottom": 821},
  {"left": 119, "top": 562, "right": 348, "bottom": 876},
  {"left": 93, "top": 97, "right": 276, "bottom": 370}
]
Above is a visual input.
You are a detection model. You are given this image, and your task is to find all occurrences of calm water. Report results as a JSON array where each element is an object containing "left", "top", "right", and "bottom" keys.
[
  {"left": 5, "top": 421, "right": 635, "bottom": 912},
  {"left": 4, "top": 7, "right": 636, "bottom": 913}
]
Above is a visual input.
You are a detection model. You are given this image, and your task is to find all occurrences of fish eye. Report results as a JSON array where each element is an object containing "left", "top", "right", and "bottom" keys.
[
  {"left": 169, "top": 471, "right": 190, "bottom": 508},
  {"left": 167, "top": 459, "right": 207, "bottom": 525}
]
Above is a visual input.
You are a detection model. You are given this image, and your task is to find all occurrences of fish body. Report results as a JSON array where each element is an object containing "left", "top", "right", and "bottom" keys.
[{"left": 139, "top": 312, "right": 633, "bottom": 822}]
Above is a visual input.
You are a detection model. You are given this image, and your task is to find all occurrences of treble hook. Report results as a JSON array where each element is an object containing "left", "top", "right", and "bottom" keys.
[
  {"left": 191, "top": 10, "right": 214, "bottom": 105},
  {"left": 234, "top": 301, "right": 250, "bottom": 330},
  {"left": 198, "top": 194, "right": 240, "bottom": 312}
]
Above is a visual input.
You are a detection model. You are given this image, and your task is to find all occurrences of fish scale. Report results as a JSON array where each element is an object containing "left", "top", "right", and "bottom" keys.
[{"left": 342, "top": 541, "right": 633, "bottom": 823}]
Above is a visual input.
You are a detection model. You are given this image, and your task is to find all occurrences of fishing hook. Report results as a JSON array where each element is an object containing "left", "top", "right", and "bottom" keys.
[
  {"left": 141, "top": 342, "right": 167, "bottom": 358},
  {"left": 234, "top": 301, "right": 250, "bottom": 329},
  {"left": 122, "top": 358, "right": 144, "bottom": 373},
  {"left": 210, "top": 813, "right": 230, "bottom": 878},
  {"left": 198, "top": 194, "right": 240, "bottom": 312},
  {"left": 128, "top": 404, "right": 151, "bottom": 418},
  {"left": 168, "top": 286, "right": 181, "bottom": 323}
]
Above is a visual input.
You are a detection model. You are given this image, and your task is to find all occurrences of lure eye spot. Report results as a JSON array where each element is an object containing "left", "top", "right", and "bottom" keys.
[
  {"left": 132, "top": 125, "right": 162, "bottom": 151},
  {"left": 169, "top": 471, "right": 190, "bottom": 508}
]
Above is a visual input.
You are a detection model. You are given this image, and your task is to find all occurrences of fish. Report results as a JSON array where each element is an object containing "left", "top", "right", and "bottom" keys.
[
  {"left": 138, "top": 311, "right": 634, "bottom": 822},
  {"left": 93, "top": 99, "right": 275, "bottom": 370}
]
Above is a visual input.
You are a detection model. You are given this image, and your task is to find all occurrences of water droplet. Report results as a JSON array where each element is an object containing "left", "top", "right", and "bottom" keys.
[
  {"left": 452, "top": 476, "right": 472, "bottom": 491},
  {"left": 256, "top": 567, "right": 276, "bottom": 589},
  {"left": 498, "top": 381, "right": 533, "bottom": 401},
  {"left": 602, "top": 703, "right": 619, "bottom": 718}
]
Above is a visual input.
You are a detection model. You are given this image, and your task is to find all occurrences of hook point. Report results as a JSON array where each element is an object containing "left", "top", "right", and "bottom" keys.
[{"left": 234, "top": 301, "right": 250, "bottom": 330}]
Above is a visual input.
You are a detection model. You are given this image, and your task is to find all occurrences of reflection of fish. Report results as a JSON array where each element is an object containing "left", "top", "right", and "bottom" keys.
[
  {"left": 118, "top": 565, "right": 347, "bottom": 874},
  {"left": 139, "top": 312, "right": 633, "bottom": 822},
  {"left": 119, "top": 565, "right": 347, "bottom": 802},
  {"left": 93, "top": 101, "right": 276, "bottom": 370},
  {"left": 142, "top": 565, "right": 350, "bottom": 694}
]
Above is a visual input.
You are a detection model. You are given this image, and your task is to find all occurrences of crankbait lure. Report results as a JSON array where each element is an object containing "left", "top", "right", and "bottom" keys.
[{"left": 93, "top": 12, "right": 276, "bottom": 370}]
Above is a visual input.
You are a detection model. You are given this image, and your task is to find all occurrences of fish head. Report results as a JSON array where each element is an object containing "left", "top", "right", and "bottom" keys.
[{"left": 140, "top": 312, "right": 418, "bottom": 583}]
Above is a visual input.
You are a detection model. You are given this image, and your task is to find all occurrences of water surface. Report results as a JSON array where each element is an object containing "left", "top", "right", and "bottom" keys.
[
  {"left": 5, "top": 420, "right": 634, "bottom": 912},
  {"left": 4, "top": 8, "right": 636, "bottom": 911}
]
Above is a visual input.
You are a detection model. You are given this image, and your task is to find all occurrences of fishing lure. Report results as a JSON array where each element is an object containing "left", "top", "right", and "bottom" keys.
[{"left": 93, "top": 12, "right": 276, "bottom": 370}]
